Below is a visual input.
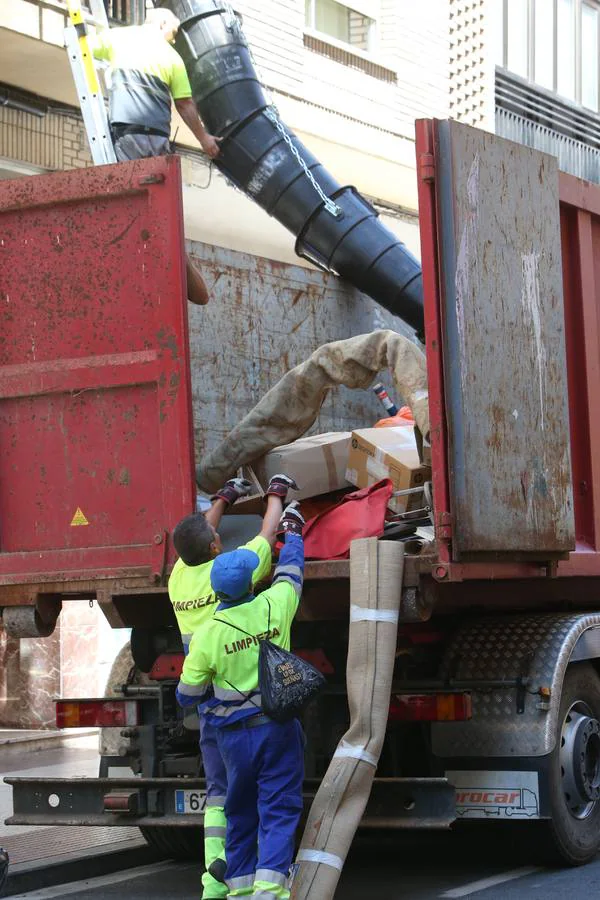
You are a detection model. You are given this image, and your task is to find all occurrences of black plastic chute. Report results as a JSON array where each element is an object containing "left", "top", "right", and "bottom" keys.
[{"left": 160, "top": 0, "right": 424, "bottom": 334}]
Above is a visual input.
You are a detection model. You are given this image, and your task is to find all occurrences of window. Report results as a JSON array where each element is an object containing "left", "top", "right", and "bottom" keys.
[
  {"left": 534, "top": 0, "right": 554, "bottom": 89},
  {"left": 582, "top": 2, "right": 599, "bottom": 109},
  {"left": 305, "top": 0, "right": 377, "bottom": 54},
  {"left": 104, "top": 0, "right": 144, "bottom": 24},
  {"left": 506, "top": 0, "right": 528, "bottom": 77},
  {"left": 80, "top": 1, "right": 143, "bottom": 25},
  {"left": 557, "top": 0, "right": 576, "bottom": 99},
  {"left": 496, "top": 0, "right": 600, "bottom": 112}
]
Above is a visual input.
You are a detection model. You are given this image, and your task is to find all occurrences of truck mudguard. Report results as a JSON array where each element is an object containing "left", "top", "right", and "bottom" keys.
[
  {"left": 159, "top": 0, "right": 425, "bottom": 335},
  {"left": 432, "top": 613, "right": 600, "bottom": 758}
]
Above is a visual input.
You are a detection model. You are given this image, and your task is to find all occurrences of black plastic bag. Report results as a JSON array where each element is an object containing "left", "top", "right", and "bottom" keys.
[
  {"left": 259, "top": 639, "right": 326, "bottom": 723},
  {"left": 215, "top": 597, "right": 326, "bottom": 723}
]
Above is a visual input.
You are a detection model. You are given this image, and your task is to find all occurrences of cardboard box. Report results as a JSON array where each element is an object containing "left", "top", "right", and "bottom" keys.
[
  {"left": 253, "top": 432, "right": 352, "bottom": 501},
  {"left": 345, "top": 426, "right": 431, "bottom": 514}
]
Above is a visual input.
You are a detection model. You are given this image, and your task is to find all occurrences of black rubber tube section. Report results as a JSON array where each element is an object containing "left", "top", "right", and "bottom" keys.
[{"left": 159, "top": 0, "right": 424, "bottom": 334}]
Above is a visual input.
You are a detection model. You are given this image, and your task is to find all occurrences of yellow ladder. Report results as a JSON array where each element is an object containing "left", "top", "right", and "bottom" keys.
[{"left": 64, "top": 0, "right": 117, "bottom": 165}]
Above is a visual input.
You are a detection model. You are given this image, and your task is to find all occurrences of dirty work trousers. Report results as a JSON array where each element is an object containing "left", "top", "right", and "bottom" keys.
[
  {"left": 200, "top": 718, "right": 229, "bottom": 899},
  {"left": 113, "top": 133, "right": 171, "bottom": 161},
  {"left": 216, "top": 718, "right": 304, "bottom": 899}
]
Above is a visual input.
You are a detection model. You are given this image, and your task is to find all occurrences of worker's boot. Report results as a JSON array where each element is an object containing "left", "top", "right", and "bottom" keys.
[{"left": 207, "top": 858, "right": 227, "bottom": 884}]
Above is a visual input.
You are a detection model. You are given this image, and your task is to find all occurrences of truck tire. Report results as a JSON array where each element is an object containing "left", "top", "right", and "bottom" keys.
[
  {"left": 139, "top": 825, "right": 203, "bottom": 860},
  {"left": 542, "top": 662, "right": 600, "bottom": 865}
]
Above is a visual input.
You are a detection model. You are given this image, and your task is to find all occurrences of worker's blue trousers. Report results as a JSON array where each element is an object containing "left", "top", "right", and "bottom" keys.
[
  {"left": 200, "top": 718, "right": 228, "bottom": 899},
  {"left": 216, "top": 718, "right": 304, "bottom": 896}
]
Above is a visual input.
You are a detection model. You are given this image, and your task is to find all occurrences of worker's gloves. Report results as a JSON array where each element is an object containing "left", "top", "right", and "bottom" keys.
[
  {"left": 266, "top": 473, "right": 299, "bottom": 500},
  {"left": 212, "top": 478, "right": 253, "bottom": 507},
  {"left": 278, "top": 501, "right": 305, "bottom": 537}
]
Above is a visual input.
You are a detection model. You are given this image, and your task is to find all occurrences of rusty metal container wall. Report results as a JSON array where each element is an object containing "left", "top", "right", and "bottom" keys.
[
  {"left": 436, "top": 120, "right": 575, "bottom": 557},
  {"left": 0, "top": 157, "right": 196, "bottom": 586},
  {"left": 185, "top": 241, "right": 411, "bottom": 460}
]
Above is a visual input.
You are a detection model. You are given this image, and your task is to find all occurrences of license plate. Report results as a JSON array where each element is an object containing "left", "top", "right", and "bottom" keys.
[{"left": 175, "top": 789, "right": 207, "bottom": 814}]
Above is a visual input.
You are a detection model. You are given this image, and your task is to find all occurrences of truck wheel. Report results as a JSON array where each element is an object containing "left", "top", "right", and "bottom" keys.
[
  {"left": 542, "top": 662, "right": 600, "bottom": 865},
  {"left": 139, "top": 825, "right": 203, "bottom": 860}
]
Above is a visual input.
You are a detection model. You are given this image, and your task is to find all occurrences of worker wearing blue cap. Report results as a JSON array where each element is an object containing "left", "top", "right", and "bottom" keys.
[{"left": 176, "top": 500, "right": 306, "bottom": 900}]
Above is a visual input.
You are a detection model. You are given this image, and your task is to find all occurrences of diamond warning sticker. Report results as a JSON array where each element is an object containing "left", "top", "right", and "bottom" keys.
[{"left": 70, "top": 507, "right": 89, "bottom": 527}]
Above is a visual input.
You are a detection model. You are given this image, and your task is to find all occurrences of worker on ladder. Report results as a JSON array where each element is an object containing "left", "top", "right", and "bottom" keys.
[
  {"left": 70, "top": 5, "right": 218, "bottom": 305},
  {"left": 90, "top": 7, "right": 220, "bottom": 162}
]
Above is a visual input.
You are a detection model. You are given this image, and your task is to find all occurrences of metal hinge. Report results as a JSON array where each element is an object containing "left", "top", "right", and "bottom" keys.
[{"left": 418, "top": 153, "right": 435, "bottom": 183}]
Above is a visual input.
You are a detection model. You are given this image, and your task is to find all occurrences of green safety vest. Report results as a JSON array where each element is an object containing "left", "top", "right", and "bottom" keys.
[
  {"left": 168, "top": 535, "right": 272, "bottom": 652},
  {"left": 179, "top": 580, "right": 300, "bottom": 723}
]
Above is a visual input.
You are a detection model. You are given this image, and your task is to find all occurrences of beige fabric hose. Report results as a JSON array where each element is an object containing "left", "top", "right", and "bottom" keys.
[
  {"left": 196, "top": 330, "right": 428, "bottom": 493},
  {"left": 290, "top": 538, "right": 404, "bottom": 899}
]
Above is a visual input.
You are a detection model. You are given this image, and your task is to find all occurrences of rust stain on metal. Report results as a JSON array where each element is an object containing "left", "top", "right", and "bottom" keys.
[
  {"left": 185, "top": 240, "right": 412, "bottom": 462},
  {"left": 105, "top": 214, "right": 140, "bottom": 247},
  {"left": 439, "top": 121, "right": 574, "bottom": 554}
]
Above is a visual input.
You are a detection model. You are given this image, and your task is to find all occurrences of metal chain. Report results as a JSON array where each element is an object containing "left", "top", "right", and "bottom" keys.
[
  {"left": 264, "top": 107, "right": 341, "bottom": 217},
  {"left": 222, "top": 2, "right": 341, "bottom": 218}
]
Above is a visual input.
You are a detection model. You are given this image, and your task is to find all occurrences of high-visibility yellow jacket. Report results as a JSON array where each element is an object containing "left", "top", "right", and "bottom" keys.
[
  {"left": 176, "top": 533, "right": 304, "bottom": 726},
  {"left": 168, "top": 535, "right": 272, "bottom": 653}
]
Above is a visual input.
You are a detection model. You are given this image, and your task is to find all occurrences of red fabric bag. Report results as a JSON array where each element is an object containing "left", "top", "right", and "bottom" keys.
[{"left": 301, "top": 479, "right": 393, "bottom": 560}]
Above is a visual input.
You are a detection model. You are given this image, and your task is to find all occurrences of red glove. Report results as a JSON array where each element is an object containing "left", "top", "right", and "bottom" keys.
[
  {"left": 211, "top": 478, "right": 253, "bottom": 507},
  {"left": 266, "top": 473, "right": 299, "bottom": 500}
]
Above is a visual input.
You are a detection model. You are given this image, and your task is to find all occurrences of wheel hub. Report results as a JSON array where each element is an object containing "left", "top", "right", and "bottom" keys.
[{"left": 560, "top": 702, "right": 600, "bottom": 819}]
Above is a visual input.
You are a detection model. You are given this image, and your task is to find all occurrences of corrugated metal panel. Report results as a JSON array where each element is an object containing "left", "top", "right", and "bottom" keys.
[
  {"left": 435, "top": 120, "right": 574, "bottom": 557},
  {"left": 186, "top": 240, "right": 411, "bottom": 460}
]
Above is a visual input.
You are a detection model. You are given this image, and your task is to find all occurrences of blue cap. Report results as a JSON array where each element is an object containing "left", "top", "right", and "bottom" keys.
[{"left": 210, "top": 549, "right": 260, "bottom": 600}]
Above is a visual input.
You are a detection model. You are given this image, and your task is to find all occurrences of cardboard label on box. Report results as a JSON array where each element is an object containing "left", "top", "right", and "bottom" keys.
[
  {"left": 345, "top": 426, "right": 431, "bottom": 513},
  {"left": 253, "top": 432, "right": 352, "bottom": 501}
]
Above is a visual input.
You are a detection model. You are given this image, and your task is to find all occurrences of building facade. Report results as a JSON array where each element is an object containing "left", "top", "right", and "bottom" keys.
[
  {"left": 450, "top": 0, "right": 600, "bottom": 182},
  {"left": 0, "top": 0, "right": 450, "bottom": 258}
]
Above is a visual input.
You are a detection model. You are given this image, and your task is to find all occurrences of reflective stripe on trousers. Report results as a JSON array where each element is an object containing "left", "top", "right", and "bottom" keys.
[
  {"left": 201, "top": 717, "right": 228, "bottom": 899},
  {"left": 227, "top": 875, "right": 290, "bottom": 899},
  {"left": 252, "top": 868, "right": 290, "bottom": 898},
  {"left": 203, "top": 805, "right": 227, "bottom": 898},
  {"left": 227, "top": 873, "right": 254, "bottom": 896}
]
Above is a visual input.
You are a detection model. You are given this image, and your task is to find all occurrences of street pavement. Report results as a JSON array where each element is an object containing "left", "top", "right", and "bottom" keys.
[
  {"left": 0, "top": 735, "right": 145, "bottom": 871},
  {"left": 4, "top": 832, "right": 600, "bottom": 899},
  {"left": 3, "top": 739, "right": 600, "bottom": 898}
]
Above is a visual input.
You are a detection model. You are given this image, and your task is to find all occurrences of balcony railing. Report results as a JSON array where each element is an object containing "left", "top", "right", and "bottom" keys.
[{"left": 495, "top": 68, "right": 600, "bottom": 184}]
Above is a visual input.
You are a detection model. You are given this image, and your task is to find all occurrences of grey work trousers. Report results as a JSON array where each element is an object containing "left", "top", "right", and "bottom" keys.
[{"left": 113, "top": 133, "right": 171, "bottom": 162}]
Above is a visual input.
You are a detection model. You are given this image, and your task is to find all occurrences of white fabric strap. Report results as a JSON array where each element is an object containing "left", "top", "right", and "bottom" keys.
[
  {"left": 333, "top": 741, "right": 378, "bottom": 767},
  {"left": 296, "top": 849, "right": 344, "bottom": 871},
  {"left": 349, "top": 605, "right": 399, "bottom": 624}
]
